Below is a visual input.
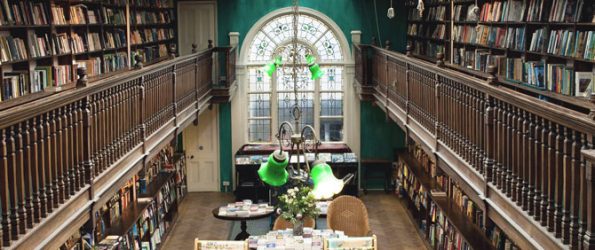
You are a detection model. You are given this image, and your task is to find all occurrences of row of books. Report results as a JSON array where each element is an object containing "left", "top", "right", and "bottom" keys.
[
  {"left": 131, "top": 28, "right": 174, "bottom": 45},
  {"left": 487, "top": 223, "right": 519, "bottom": 250},
  {"left": 133, "top": 9, "right": 174, "bottom": 25},
  {"left": 1, "top": 64, "right": 78, "bottom": 101},
  {"left": 479, "top": 0, "right": 527, "bottom": 22},
  {"left": 0, "top": 0, "right": 49, "bottom": 26},
  {"left": 411, "top": 40, "right": 446, "bottom": 59},
  {"left": 453, "top": 4, "right": 478, "bottom": 22},
  {"left": 426, "top": 6, "right": 447, "bottom": 21},
  {"left": 0, "top": 35, "right": 28, "bottom": 62},
  {"left": 548, "top": 0, "right": 587, "bottom": 22},
  {"left": 428, "top": 202, "right": 473, "bottom": 250},
  {"left": 530, "top": 29, "right": 594, "bottom": 60},
  {"left": 130, "top": 0, "right": 172, "bottom": 8},
  {"left": 501, "top": 58, "right": 594, "bottom": 96}
]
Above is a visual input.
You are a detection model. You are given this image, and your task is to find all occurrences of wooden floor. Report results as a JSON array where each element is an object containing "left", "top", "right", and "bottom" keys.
[{"left": 162, "top": 192, "right": 428, "bottom": 249}]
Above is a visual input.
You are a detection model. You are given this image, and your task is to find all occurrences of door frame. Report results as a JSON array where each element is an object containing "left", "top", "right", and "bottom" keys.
[{"left": 177, "top": 0, "right": 218, "bottom": 55}]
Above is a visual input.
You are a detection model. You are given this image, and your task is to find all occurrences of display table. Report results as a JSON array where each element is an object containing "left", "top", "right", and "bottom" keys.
[
  {"left": 246, "top": 229, "right": 376, "bottom": 250},
  {"left": 212, "top": 203, "right": 275, "bottom": 240}
]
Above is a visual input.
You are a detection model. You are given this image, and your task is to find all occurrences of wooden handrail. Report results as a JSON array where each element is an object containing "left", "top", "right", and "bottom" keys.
[
  {"left": 0, "top": 45, "right": 237, "bottom": 249},
  {"left": 355, "top": 44, "right": 595, "bottom": 250}
]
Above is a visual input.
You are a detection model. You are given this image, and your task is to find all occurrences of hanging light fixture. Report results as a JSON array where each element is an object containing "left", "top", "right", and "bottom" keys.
[
  {"left": 257, "top": 0, "right": 353, "bottom": 199},
  {"left": 387, "top": 0, "right": 395, "bottom": 19}
]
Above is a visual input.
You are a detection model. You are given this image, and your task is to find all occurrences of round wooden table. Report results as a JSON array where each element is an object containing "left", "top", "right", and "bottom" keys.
[{"left": 212, "top": 207, "right": 274, "bottom": 240}]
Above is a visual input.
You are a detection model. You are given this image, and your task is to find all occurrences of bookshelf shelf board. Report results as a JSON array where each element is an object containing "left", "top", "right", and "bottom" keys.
[
  {"left": 31, "top": 55, "right": 55, "bottom": 61},
  {"left": 445, "top": 63, "right": 491, "bottom": 79},
  {"left": 398, "top": 152, "right": 496, "bottom": 250},
  {"left": 88, "top": 68, "right": 131, "bottom": 83},
  {"left": 525, "top": 51, "right": 595, "bottom": 64},
  {"left": 409, "top": 20, "right": 448, "bottom": 24},
  {"left": 133, "top": 23, "right": 175, "bottom": 27},
  {"left": 408, "top": 35, "right": 448, "bottom": 43},
  {"left": 0, "top": 25, "right": 51, "bottom": 30},
  {"left": 105, "top": 201, "right": 151, "bottom": 237},
  {"left": 103, "top": 24, "right": 128, "bottom": 28},
  {"left": 453, "top": 21, "right": 478, "bottom": 25},
  {"left": 1, "top": 58, "right": 29, "bottom": 65},
  {"left": 497, "top": 77, "right": 595, "bottom": 110},
  {"left": 139, "top": 172, "right": 175, "bottom": 199}
]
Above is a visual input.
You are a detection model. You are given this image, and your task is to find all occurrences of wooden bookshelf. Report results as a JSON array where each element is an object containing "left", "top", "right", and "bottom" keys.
[
  {"left": 396, "top": 149, "right": 499, "bottom": 250},
  {"left": 406, "top": 0, "right": 595, "bottom": 107},
  {"left": 139, "top": 172, "right": 175, "bottom": 199},
  {"left": 0, "top": 0, "right": 176, "bottom": 109}
]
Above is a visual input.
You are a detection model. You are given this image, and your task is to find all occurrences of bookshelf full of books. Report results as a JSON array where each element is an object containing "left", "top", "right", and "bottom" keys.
[
  {"left": 0, "top": 0, "right": 177, "bottom": 109},
  {"left": 394, "top": 142, "right": 519, "bottom": 250},
  {"left": 406, "top": 0, "right": 595, "bottom": 103},
  {"left": 130, "top": 0, "right": 176, "bottom": 66},
  {"left": 406, "top": 0, "right": 451, "bottom": 60}
]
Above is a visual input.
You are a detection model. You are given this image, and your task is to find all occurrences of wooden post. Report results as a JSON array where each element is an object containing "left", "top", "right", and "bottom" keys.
[
  {"left": 406, "top": 44, "right": 412, "bottom": 57},
  {"left": 436, "top": 52, "right": 444, "bottom": 68},
  {"left": 385, "top": 40, "right": 391, "bottom": 50},
  {"left": 487, "top": 65, "right": 498, "bottom": 86},
  {"left": 208, "top": 40, "right": 213, "bottom": 49},
  {"left": 135, "top": 55, "right": 144, "bottom": 69},
  {"left": 192, "top": 43, "right": 198, "bottom": 53},
  {"left": 0, "top": 129, "right": 10, "bottom": 247}
]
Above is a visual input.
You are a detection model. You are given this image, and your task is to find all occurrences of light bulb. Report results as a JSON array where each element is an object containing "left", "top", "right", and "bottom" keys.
[{"left": 387, "top": 7, "right": 395, "bottom": 19}]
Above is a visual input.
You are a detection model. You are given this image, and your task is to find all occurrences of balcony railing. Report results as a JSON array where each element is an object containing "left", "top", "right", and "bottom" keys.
[
  {"left": 354, "top": 44, "right": 595, "bottom": 250},
  {"left": 0, "top": 45, "right": 236, "bottom": 249}
]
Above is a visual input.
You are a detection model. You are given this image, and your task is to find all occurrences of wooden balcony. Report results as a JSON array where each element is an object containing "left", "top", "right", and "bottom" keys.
[
  {"left": 354, "top": 44, "right": 595, "bottom": 250},
  {"left": 0, "top": 46, "right": 236, "bottom": 249}
]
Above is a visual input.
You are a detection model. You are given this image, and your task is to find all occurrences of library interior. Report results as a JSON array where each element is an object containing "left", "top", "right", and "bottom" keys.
[{"left": 0, "top": 0, "right": 594, "bottom": 249}]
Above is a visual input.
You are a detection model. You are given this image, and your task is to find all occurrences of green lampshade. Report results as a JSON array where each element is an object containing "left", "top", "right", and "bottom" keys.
[
  {"left": 305, "top": 54, "right": 323, "bottom": 80},
  {"left": 257, "top": 150, "right": 289, "bottom": 186},
  {"left": 264, "top": 56, "right": 283, "bottom": 77},
  {"left": 310, "top": 160, "right": 344, "bottom": 200}
]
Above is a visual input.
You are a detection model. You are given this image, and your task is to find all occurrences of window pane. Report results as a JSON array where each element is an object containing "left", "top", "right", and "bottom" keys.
[
  {"left": 278, "top": 92, "right": 314, "bottom": 131},
  {"left": 276, "top": 65, "right": 314, "bottom": 91},
  {"left": 249, "top": 68, "right": 270, "bottom": 92},
  {"left": 315, "top": 31, "right": 343, "bottom": 61},
  {"left": 320, "top": 67, "right": 343, "bottom": 91},
  {"left": 249, "top": 94, "right": 271, "bottom": 117},
  {"left": 320, "top": 118, "right": 343, "bottom": 142},
  {"left": 249, "top": 119, "right": 271, "bottom": 142},
  {"left": 249, "top": 32, "right": 276, "bottom": 62},
  {"left": 320, "top": 92, "right": 343, "bottom": 116}
]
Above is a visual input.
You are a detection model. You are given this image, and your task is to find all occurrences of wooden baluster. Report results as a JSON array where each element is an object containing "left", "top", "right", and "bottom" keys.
[
  {"left": 64, "top": 105, "right": 73, "bottom": 196},
  {"left": 547, "top": 121, "right": 557, "bottom": 232},
  {"left": 60, "top": 107, "right": 70, "bottom": 201},
  {"left": 55, "top": 109, "right": 65, "bottom": 204},
  {"left": 495, "top": 100, "right": 503, "bottom": 188},
  {"left": 570, "top": 131, "right": 582, "bottom": 249},
  {"left": 106, "top": 89, "right": 113, "bottom": 166},
  {"left": 38, "top": 115, "right": 49, "bottom": 217},
  {"left": 579, "top": 134, "right": 588, "bottom": 249},
  {"left": 82, "top": 97, "right": 94, "bottom": 185},
  {"left": 511, "top": 106, "right": 519, "bottom": 203},
  {"left": 506, "top": 104, "right": 514, "bottom": 198},
  {"left": 30, "top": 118, "right": 40, "bottom": 223},
  {"left": 7, "top": 127, "right": 20, "bottom": 239},
  {"left": 526, "top": 111, "right": 535, "bottom": 214},
  {"left": 484, "top": 95, "right": 495, "bottom": 183},
  {"left": 67, "top": 104, "right": 76, "bottom": 195},
  {"left": 516, "top": 107, "right": 524, "bottom": 207},
  {"left": 0, "top": 129, "right": 11, "bottom": 246},
  {"left": 562, "top": 127, "right": 573, "bottom": 243},
  {"left": 98, "top": 92, "right": 105, "bottom": 173},
  {"left": 14, "top": 125, "right": 26, "bottom": 234},
  {"left": 77, "top": 100, "right": 85, "bottom": 189},
  {"left": 541, "top": 117, "right": 550, "bottom": 226},
  {"left": 583, "top": 136, "right": 595, "bottom": 249},
  {"left": 23, "top": 121, "right": 33, "bottom": 228},
  {"left": 554, "top": 125, "right": 565, "bottom": 238},
  {"left": 533, "top": 114, "right": 543, "bottom": 221},
  {"left": 522, "top": 110, "right": 530, "bottom": 211},
  {"left": 49, "top": 110, "right": 59, "bottom": 207}
]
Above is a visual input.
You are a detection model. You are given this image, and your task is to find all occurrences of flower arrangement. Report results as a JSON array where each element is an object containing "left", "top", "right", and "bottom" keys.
[{"left": 277, "top": 186, "right": 319, "bottom": 225}]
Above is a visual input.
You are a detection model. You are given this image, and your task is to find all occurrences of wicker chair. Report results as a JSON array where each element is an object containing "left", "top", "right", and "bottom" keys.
[
  {"left": 272, "top": 216, "right": 316, "bottom": 230},
  {"left": 326, "top": 195, "right": 371, "bottom": 237},
  {"left": 194, "top": 238, "right": 248, "bottom": 250}
]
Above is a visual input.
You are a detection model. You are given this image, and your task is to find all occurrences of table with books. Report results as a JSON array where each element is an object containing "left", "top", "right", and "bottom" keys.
[
  {"left": 213, "top": 201, "right": 275, "bottom": 240},
  {"left": 247, "top": 229, "right": 344, "bottom": 250}
]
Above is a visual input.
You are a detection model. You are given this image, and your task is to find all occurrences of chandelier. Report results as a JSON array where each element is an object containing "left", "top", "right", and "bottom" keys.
[{"left": 256, "top": 0, "right": 353, "bottom": 200}]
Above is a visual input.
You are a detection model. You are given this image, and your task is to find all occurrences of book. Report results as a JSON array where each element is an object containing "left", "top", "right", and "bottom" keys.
[{"left": 575, "top": 71, "right": 594, "bottom": 97}]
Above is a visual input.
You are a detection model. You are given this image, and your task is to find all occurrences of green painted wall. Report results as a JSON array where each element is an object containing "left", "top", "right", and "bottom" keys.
[
  {"left": 219, "top": 103, "right": 233, "bottom": 191},
  {"left": 215, "top": 0, "right": 408, "bottom": 191}
]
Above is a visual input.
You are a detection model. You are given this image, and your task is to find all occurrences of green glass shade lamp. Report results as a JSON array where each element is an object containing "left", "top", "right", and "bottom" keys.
[
  {"left": 263, "top": 55, "right": 283, "bottom": 77},
  {"left": 257, "top": 150, "right": 289, "bottom": 187},
  {"left": 310, "top": 160, "right": 345, "bottom": 200},
  {"left": 305, "top": 54, "right": 323, "bottom": 80}
]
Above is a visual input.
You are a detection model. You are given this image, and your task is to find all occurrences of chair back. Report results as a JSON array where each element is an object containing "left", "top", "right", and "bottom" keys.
[
  {"left": 326, "top": 195, "right": 371, "bottom": 237},
  {"left": 273, "top": 216, "right": 316, "bottom": 230},
  {"left": 324, "top": 235, "right": 377, "bottom": 250},
  {"left": 194, "top": 238, "right": 248, "bottom": 250}
]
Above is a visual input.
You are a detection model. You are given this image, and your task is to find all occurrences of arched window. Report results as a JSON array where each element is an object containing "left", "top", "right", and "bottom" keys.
[{"left": 246, "top": 13, "right": 345, "bottom": 143}]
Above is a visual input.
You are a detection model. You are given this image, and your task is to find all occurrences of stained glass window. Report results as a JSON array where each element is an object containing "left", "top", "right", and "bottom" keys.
[{"left": 247, "top": 13, "right": 345, "bottom": 142}]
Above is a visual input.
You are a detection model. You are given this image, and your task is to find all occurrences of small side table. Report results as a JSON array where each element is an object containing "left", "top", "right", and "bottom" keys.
[{"left": 212, "top": 207, "right": 274, "bottom": 240}]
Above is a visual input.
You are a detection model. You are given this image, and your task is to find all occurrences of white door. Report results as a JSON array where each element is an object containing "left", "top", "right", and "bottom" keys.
[
  {"left": 184, "top": 106, "right": 220, "bottom": 192},
  {"left": 177, "top": 1, "right": 216, "bottom": 56}
]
